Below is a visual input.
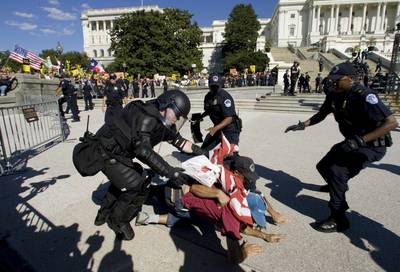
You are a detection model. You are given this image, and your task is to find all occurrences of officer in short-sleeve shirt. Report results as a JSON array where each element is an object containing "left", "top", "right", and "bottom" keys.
[
  {"left": 285, "top": 62, "right": 398, "bottom": 233},
  {"left": 200, "top": 74, "right": 241, "bottom": 152}
]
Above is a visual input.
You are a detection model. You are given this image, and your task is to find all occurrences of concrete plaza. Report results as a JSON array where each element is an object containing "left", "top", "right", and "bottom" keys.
[{"left": 0, "top": 108, "right": 399, "bottom": 272}]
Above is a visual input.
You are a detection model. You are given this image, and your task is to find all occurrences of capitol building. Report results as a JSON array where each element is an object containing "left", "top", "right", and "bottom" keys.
[{"left": 81, "top": 0, "right": 400, "bottom": 70}]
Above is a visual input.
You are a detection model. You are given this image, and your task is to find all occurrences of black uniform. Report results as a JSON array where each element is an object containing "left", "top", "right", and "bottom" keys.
[
  {"left": 201, "top": 87, "right": 241, "bottom": 151},
  {"left": 95, "top": 99, "right": 191, "bottom": 237},
  {"left": 310, "top": 84, "right": 392, "bottom": 219},
  {"left": 150, "top": 80, "right": 156, "bottom": 98},
  {"left": 289, "top": 64, "right": 300, "bottom": 95},
  {"left": 104, "top": 82, "right": 125, "bottom": 123},
  {"left": 59, "top": 79, "right": 79, "bottom": 121},
  {"left": 82, "top": 80, "right": 94, "bottom": 111}
]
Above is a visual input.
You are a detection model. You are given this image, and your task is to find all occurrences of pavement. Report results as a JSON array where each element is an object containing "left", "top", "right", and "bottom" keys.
[{"left": 0, "top": 108, "right": 399, "bottom": 272}]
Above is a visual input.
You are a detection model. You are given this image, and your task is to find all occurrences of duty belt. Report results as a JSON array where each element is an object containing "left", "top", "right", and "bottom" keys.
[{"left": 366, "top": 137, "right": 386, "bottom": 148}]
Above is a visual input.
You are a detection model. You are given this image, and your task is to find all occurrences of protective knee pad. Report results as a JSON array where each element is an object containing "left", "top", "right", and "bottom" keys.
[{"left": 104, "top": 161, "right": 146, "bottom": 191}]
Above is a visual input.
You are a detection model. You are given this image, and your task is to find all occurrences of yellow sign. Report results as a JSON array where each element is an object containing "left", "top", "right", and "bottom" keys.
[
  {"left": 171, "top": 74, "right": 177, "bottom": 80},
  {"left": 250, "top": 65, "right": 256, "bottom": 73},
  {"left": 22, "top": 58, "right": 31, "bottom": 73}
]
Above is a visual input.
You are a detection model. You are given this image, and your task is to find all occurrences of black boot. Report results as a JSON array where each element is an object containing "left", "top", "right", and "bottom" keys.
[
  {"left": 94, "top": 210, "right": 108, "bottom": 226},
  {"left": 118, "top": 223, "right": 135, "bottom": 240},
  {"left": 311, "top": 214, "right": 349, "bottom": 233}
]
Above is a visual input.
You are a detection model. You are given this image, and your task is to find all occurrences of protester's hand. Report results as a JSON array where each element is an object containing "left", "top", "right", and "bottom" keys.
[
  {"left": 167, "top": 168, "right": 190, "bottom": 189},
  {"left": 206, "top": 126, "right": 218, "bottom": 136},
  {"left": 284, "top": 121, "right": 305, "bottom": 133},
  {"left": 340, "top": 135, "right": 365, "bottom": 152},
  {"left": 241, "top": 241, "right": 262, "bottom": 258},
  {"left": 262, "top": 233, "right": 286, "bottom": 243},
  {"left": 217, "top": 190, "right": 230, "bottom": 207}
]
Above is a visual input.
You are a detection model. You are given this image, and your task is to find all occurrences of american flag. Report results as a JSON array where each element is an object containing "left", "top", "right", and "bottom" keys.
[{"left": 9, "top": 45, "right": 44, "bottom": 70}]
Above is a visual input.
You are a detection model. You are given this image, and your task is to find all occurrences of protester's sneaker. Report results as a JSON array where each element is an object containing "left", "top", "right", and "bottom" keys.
[
  {"left": 135, "top": 212, "right": 150, "bottom": 226},
  {"left": 119, "top": 223, "right": 135, "bottom": 240},
  {"left": 319, "top": 185, "right": 329, "bottom": 193}
]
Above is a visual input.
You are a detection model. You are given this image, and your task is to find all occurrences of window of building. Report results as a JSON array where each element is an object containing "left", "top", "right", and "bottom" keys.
[
  {"left": 91, "top": 21, "right": 96, "bottom": 31},
  {"left": 320, "top": 13, "right": 324, "bottom": 17},
  {"left": 351, "top": 24, "right": 354, "bottom": 30},
  {"left": 99, "top": 36, "right": 101, "bottom": 43},
  {"left": 99, "top": 21, "right": 104, "bottom": 31},
  {"left": 93, "top": 50, "right": 97, "bottom": 58},
  {"left": 100, "top": 49, "right": 104, "bottom": 57},
  {"left": 339, "top": 12, "right": 342, "bottom": 17},
  {"left": 106, "top": 21, "right": 111, "bottom": 30},
  {"left": 108, "top": 49, "right": 112, "bottom": 57},
  {"left": 205, "top": 35, "right": 213, "bottom": 43},
  {"left": 290, "top": 13, "right": 295, "bottom": 18},
  {"left": 289, "top": 24, "right": 295, "bottom": 36},
  {"left": 92, "top": 36, "right": 95, "bottom": 44}
]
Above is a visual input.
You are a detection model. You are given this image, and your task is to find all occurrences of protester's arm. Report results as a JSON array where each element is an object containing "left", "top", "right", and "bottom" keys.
[
  {"left": 190, "top": 184, "right": 230, "bottom": 207},
  {"left": 207, "top": 117, "right": 232, "bottom": 136},
  {"left": 241, "top": 225, "right": 286, "bottom": 242}
]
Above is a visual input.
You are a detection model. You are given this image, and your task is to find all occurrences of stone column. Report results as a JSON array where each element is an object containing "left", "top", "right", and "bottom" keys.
[
  {"left": 329, "top": 5, "right": 335, "bottom": 33},
  {"left": 335, "top": 5, "right": 340, "bottom": 34},
  {"left": 375, "top": 3, "right": 381, "bottom": 32},
  {"left": 380, "top": 2, "right": 387, "bottom": 32},
  {"left": 96, "top": 21, "right": 98, "bottom": 31},
  {"left": 311, "top": 5, "right": 316, "bottom": 33},
  {"left": 347, "top": 4, "right": 353, "bottom": 34},
  {"left": 361, "top": 4, "right": 367, "bottom": 34},
  {"left": 316, "top": 5, "right": 321, "bottom": 33}
]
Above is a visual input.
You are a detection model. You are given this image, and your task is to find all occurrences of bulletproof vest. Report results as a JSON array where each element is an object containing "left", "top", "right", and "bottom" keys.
[{"left": 105, "top": 84, "right": 124, "bottom": 105}]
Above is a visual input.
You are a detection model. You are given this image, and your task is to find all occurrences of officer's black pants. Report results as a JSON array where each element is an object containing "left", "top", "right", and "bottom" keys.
[
  {"left": 58, "top": 97, "right": 67, "bottom": 118},
  {"left": 316, "top": 142, "right": 386, "bottom": 216},
  {"left": 289, "top": 78, "right": 297, "bottom": 95},
  {"left": 201, "top": 130, "right": 240, "bottom": 152},
  {"left": 100, "top": 160, "right": 150, "bottom": 228},
  {"left": 151, "top": 89, "right": 155, "bottom": 98},
  {"left": 105, "top": 104, "right": 123, "bottom": 124},
  {"left": 84, "top": 95, "right": 93, "bottom": 110},
  {"left": 142, "top": 89, "right": 148, "bottom": 98},
  {"left": 66, "top": 94, "right": 79, "bottom": 120}
]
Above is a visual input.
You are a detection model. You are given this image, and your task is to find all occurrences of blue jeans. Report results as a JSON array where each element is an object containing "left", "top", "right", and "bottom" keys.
[{"left": 0, "top": 85, "right": 7, "bottom": 96}]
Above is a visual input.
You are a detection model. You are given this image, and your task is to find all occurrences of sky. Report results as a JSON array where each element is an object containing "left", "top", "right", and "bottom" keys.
[{"left": 0, "top": 0, "right": 277, "bottom": 55}]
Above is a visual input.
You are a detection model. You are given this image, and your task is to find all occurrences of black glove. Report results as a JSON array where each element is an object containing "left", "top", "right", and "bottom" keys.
[
  {"left": 167, "top": 168, "right": 190, "bottom": 189},
  {"left": 340, "top": 135, "right": 365, "bottom": 152},
  {"left": 191, "top": 144, "right": 208, "bottom": 156},
  {"left": 285, "top": 121, "right": 305, "bottom": 133}
]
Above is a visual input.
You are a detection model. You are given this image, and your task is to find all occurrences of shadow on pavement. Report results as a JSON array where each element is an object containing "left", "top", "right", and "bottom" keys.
[
  {"left": 0, "top": 167, "right": 106, "bottom": 272},
  {"left": 256, "top": 164, "right": 329, "bottom": 221},
  {"left": 369, "top": 163, "right": 400, "bottom": 176},
  {"left": 345, "top": 211, "right": 400, "bottom": 272},
  {"left": 98, "top": 237, "right": 133, "bottom": 272}
]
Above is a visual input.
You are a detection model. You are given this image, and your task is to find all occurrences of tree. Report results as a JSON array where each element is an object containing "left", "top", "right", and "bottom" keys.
[
  {"left": 39, "top": 49, "right": 89, "bottom": 69},
  {"left": 221, "top": 4, "right": 268, "bottom": 73},
  {"left": 0, "top": 51, "right": 21, "bottom": 72},
  {"left": 110, "top": 8, "right": 202, "bottom": 77}
]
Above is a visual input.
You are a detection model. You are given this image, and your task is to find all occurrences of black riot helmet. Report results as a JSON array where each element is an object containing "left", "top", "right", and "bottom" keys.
[{"left": 157, "top": 89, "right": 191, "bottom": 119}]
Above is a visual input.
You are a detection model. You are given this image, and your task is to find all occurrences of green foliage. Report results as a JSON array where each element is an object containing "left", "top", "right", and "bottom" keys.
[
  {"left": 221, "top": 4, "right": 264, "bottom": 73},
  {"left": 110, "top": 8, "right": 202, "bottom": 77},
  {"left": 0, "top": 51, "right": 21, "bottom": 72},
  {"left": 39, "top": 49, "right": 89, "bottom": 68}
]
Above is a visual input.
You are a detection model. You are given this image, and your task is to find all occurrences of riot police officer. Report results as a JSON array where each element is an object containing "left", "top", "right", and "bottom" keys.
[
  {"left": 102, "top": 74, "right": 126, "bottom": 123},
  {"left": 285, "top": 62, "right": 398, "bottom": 233},
  {"left": 82, "top": 77, "right": 94, "bottom": 111},
  {"left": 199, "top": 74, "right": 241, "bottom": 152},
  {"left": 93, "top": 89, "right": 206, "bottom": 240}
]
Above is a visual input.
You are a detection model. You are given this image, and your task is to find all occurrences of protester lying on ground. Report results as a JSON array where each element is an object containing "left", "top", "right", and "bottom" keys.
[{"left": 136, "top": 134, "right": 286, "bottom": 263}]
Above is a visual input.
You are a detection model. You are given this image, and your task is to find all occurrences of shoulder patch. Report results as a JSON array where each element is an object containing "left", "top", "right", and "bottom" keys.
[
  {"left": 224, "top": 99, "right": 232, "bottom": 108},
  {"left": 366, "top": 94, "right": 378, "bottom": 105}
]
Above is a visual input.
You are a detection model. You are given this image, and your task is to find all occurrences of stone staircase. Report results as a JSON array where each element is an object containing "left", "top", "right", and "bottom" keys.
[{"left": 270, "top": 48, "right": 300, "bottom": 63}]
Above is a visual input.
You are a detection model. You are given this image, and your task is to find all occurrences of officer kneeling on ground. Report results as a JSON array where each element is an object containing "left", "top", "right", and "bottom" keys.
[
  {"left": 197, "top": 74, "right": 242, "bottom": 152},
  {"left": 75, "top": 89, "right": 206, "bottom": 240},
  {"left": 285, "top": 62, "right": 398, "bottom": 233}
]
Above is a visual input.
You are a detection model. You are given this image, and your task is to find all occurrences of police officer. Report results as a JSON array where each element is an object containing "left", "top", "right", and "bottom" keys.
[
  {"left": 102, "top": 74, "right": 126, "bottom": 123},
  {"left": 93, "top": 89, "right": 206, "bottom": 240},
  {"left": 58, "top": 76, "right": 80, "bottom": 122},
  {"left": 285, "top": 62, "right": 398, "bottom": 233},
  {"left": 199, "top": 74, "right": 241, "bottom": 152},
  {"left": 82, "top": 77, "right": 94, "bottom": 111},
  {"left": 289, "top": 61, "right": 300, "bottom": 96}
]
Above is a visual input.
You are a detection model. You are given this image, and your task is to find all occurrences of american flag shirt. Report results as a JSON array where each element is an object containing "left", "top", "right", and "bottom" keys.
[{"left": 210, "top": 134, "right": 253, "bottom": 226}]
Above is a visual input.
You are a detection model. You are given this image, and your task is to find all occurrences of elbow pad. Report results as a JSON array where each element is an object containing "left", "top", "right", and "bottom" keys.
[{"left": 171, "top": 134, "right": 187, "bottom": 150}]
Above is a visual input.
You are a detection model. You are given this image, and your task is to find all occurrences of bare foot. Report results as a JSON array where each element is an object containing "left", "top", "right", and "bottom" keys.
[
  {"left": 242, "top": 242, "right": 263, "bottom": 258},
  {"left": 270, "top": 210, "right": 289, "bottom": 225},
  {"left": 262, "top": 233, "right": 286, "bottom": 243}
]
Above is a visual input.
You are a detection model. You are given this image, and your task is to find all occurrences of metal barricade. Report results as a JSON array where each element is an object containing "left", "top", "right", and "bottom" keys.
[{"left": 0, "top": 99, "right": 64, "bottom": 175}]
